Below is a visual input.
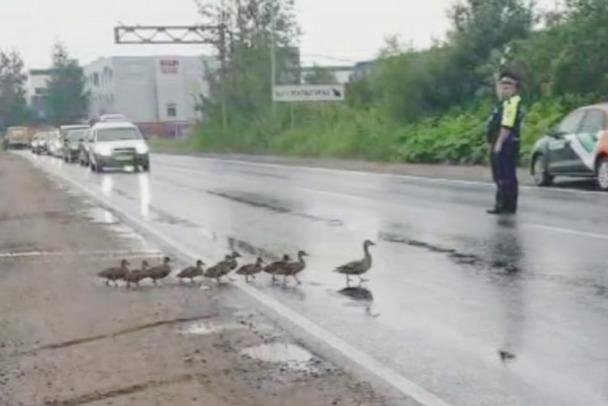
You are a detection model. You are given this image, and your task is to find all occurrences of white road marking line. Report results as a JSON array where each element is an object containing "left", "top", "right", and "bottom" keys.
[
  {"left": 0, "top": 249, "right": 164, "bottom": 259},
  {"left": 523, "top": 224, "right": 608, "bottom": 241},
  {"left": 155, "top": 154, "right": 608, "bottom": 197},
  {"left": 36, "top": 156, "right": 453, "bottom": 406}
]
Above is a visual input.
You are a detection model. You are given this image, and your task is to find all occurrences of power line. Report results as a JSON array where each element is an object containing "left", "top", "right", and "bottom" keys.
[{"left": 300, "top": 53, "right": 363, "bottom": 64}]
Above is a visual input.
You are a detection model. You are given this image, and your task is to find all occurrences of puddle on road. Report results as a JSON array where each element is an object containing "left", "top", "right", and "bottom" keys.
[
  {"left": 77, "top": 206, "right": 156, "bottom": 251},
  {"left": 240, "top": 343, "right": 319, "bottom": 373}
]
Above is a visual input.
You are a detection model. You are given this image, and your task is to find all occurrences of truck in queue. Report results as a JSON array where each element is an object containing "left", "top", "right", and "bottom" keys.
[{"left": 3, "top": 126, "right": 34, "bottom": 150}]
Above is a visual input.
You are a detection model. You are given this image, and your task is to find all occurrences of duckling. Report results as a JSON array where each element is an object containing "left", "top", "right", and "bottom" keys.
[
  {"left": 176, "top": 259, "right": 205, "bottom": 284},
  {"left": 225, "top": 251, "right": 241, "bottom": 272},
  {"left": 97, "top": 259, "right": 129, "bottom": 287},
  {"left": 263, "top": 254, "right": 291, "bottom": 282},
  {"left": 236, "top": 257, "right": 265, "bottom": 282},
  {"left": 146, "top": 256, "right": 172, "bottom": 286},
  {"left": 204, "top": 254, "right": 234, "bottom": 284},
  {"left": 275, "top": 251, "right": 309, "bottom": 285},
  {"left": 123, "top": 260, "right": 149, "bottom": 289},
  {"left": 334, "top": 240, "right": 375, "bottom": 286},
  {"left": 216, "top": 251, "right": 241, "bottom": 282}
]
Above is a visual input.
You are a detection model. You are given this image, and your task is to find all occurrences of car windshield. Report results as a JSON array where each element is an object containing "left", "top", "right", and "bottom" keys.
[
  {"left": 97, "top": 128, "right": 142, "bottom": 141},
  {"left": 67, "top": 130, "right": 85, "bottom": 140}
]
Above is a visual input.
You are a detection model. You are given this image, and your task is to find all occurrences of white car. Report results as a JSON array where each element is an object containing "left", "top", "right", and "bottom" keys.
[
  {"left": 98, "top": 114, "right": 128, "bottom": 123},
  {"left": 87, "top": 122, "right": 150, "bottom": 173},
  {"left": 47, "top": 130, "right": 62, "bottom": 157}
]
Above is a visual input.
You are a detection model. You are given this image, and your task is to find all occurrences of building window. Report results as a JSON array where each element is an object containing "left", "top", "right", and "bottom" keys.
[
  {"left": 93, "top": 73, "right": 99, "bottom": 86},
  {"left": 167, "top": 103, "right": 177, "bottom": 117}
]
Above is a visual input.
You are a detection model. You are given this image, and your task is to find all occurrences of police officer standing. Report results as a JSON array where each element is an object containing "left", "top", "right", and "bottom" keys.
[{"left": 486, "top": 72, "right": 523, "bottom": 215}]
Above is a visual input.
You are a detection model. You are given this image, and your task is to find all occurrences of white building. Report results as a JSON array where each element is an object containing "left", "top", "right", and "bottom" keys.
[
  {"left": 83, "top": 55, "right": 212, "bottom": 126},
  {"left": 26, "top": 69, "right": 54, "bottom": 120}
]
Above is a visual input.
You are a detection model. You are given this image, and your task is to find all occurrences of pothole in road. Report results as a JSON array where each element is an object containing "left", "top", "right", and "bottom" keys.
[{"left": 240, "top": 343, "right": 320, "bottom": 373}]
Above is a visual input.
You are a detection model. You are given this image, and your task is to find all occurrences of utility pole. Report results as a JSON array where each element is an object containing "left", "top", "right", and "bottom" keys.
[
  {"left": 270, "top": 0, "right": 277, "bottom": 118},
  {"left": 218, "top": 18, "right": 228, "bottom": 133}
]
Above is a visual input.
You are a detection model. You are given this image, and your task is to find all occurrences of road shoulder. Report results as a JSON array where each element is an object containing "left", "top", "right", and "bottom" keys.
[{"left": 0, "top": 153, "right": 393, "bottom": 406}]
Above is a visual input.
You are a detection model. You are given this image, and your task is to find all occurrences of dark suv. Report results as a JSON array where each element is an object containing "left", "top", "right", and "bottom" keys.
[{"left": 62, "top": 129, "right": 87, "bottom": 163}]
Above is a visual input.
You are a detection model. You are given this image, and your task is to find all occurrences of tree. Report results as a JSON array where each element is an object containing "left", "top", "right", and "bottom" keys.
[
  {"left": 548, "top": 0, "right": 608, "bottom": 97},
  {"left": 446, "top": 0, "right": 535, "bottom": 100},
  {"left": 303, "top": 65, "right": 338, "bottom": 85},
  {"left": 46, "top": 43, "right": 89, "bottom": 125},
  {"left": 194, "top": 0, "right": 300, "bottom": 129},
  {"left": 0, "top": 50, "right": 29, "bottom": 131}
]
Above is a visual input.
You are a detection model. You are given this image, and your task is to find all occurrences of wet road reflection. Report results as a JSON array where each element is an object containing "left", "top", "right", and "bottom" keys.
[
  {"left": 487, "top": 217, "right": 526, "bottom": 363},
  {"left": 25, "top": 153, "right": 608, "bottom": 406},
  {"left": 138, "top": 173, "right": 150, "bottom": 219},
  {"left": 100, "top": 174, "right": 113, "bottom": 198}
]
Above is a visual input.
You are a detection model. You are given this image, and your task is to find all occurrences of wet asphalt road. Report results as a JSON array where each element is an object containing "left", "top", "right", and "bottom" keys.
[{"left": 21, "top": 152, "right": 608, "bottom": 406}]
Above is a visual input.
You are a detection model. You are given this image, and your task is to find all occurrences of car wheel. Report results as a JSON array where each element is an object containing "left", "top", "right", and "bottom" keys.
[
  {"left": 596, "top": 157, "right": 608, "bottom": 191},
  {"left": 142, "top": 163, "right": 150, "bottom": 172},
  {"left": 532, "top": 154, "right": 554, "bottom": 187}
]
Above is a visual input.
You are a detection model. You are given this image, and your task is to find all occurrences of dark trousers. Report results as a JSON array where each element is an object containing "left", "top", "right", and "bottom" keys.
[{"left": 491, "top": 141, "right": 519, "bottom": 212}]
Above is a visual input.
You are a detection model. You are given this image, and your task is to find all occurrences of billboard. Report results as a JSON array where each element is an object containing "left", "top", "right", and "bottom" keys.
[
  {"left": 160, "top": 59, "right": 179, "bottom": 74},
  {"left": 272, "top": 85, "right": 345, "bottom": 102}
]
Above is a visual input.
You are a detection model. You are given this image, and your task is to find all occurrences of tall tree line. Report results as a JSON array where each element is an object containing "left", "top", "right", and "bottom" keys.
[
  {"left": 0, "top": 50, "right": 29, "bottom": 131},
  {"left": 195, "top": 0, "right": 608, "bottom": 129},
  {"left": 0, "top": 43, "right": 88, "bottom": 133}
]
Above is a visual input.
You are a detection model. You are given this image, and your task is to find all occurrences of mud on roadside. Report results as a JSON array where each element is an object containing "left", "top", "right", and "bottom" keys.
[{"left": 0, "top": 153, "right": 393, "bottom": 406}]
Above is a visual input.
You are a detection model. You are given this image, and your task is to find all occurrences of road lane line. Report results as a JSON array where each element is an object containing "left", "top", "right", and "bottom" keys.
[
  {"left": 154, "top": 161, "right": 608, "bottom": 242},
  {"left": 155, "top": 154, "right": 608, "bottom": 197},
  {"left": 37, "top": 157, "right": 453, "bottom": 406},
  {"left": 523, "top": 224, "right": 608, "bottom": 241}
]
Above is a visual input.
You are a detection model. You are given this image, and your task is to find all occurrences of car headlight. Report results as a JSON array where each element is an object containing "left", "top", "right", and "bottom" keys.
[
  {"left": 94, "top": 145, "right": 112, "bottom": 156},
  {"left": 136, "top": 144, "right": 149, "bottom": 154}
]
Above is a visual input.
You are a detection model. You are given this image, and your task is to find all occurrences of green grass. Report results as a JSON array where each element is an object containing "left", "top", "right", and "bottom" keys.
[{"left": 151, "top": 98, "right": 568, "bottom": 166}]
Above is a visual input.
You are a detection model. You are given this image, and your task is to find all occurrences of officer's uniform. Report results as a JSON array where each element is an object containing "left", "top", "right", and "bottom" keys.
[{"left": 486, "top": 94, "right": 523, "bottom": 213}]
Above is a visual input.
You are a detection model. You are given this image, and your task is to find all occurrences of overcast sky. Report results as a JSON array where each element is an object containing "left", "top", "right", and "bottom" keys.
[{"left": 1, "top": 0, "right": 557, "bottom": 69}]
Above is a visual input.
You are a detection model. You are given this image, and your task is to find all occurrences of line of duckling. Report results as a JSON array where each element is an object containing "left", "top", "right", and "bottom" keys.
[{"left": 97, "top": 240, "right": 375, "bottom": 289}]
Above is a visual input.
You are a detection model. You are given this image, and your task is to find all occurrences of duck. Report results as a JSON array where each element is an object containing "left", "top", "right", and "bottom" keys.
[
  {"left": 263, "top": 254, "right": 291, "bottom": 282},
  {"left": 146, "top": 256, "right": 172, "bottom": 286},
  {"left": 334, "top": 240, "right": 375, "bottom": 286},
  {"left": 97, "top": 259, "right": 129, "bottom": 286},
  {"left": 224, "top": 251, "right": 241, "bottom": 273},
  {"left": 176, "top": 259, "right": 205, "bottom": 284},
  {"left": 275, "top": 251, "right": 309, "bottom": 285},
  {"left": 236, "top": 257, "right": 265, "bottom": 282},
  {"left": 123, "top": 260, "right": 149, "bottom": 288},
  {"left": 204, "top": 252, "right": 239, "bottom": 284}
]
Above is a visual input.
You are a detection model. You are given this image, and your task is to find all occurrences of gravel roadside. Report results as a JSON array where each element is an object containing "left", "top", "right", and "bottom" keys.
[{"left": 0, "top": 153, "right": 395, "bottom": 406}]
